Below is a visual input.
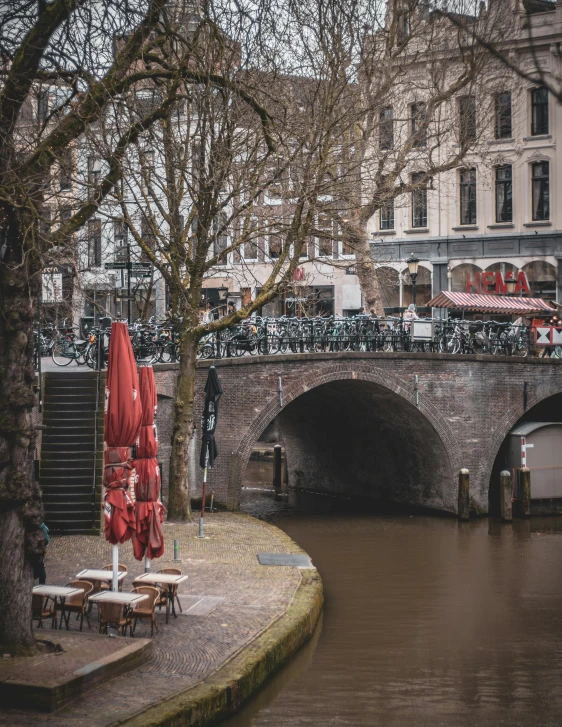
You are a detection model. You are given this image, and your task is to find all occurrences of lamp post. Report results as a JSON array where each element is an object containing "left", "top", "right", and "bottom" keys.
[
  {"left": 505, "top": 275, "right": 517, "bottom": 296},
  {"left": 407, "top": 253, "right": 420, "bottom": 307}
]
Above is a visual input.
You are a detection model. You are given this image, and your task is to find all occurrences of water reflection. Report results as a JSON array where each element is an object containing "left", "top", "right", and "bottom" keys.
[{"left": 224, "top": 494, "right": 562, "bottom": 727}]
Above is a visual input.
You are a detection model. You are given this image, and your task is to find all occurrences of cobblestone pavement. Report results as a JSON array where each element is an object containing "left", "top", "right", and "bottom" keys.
[{"left": 0, "top": 513, "right": 304, "bottom": 726}]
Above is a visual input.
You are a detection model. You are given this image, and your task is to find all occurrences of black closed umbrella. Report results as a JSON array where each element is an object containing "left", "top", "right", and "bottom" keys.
[{"left": 198, "top": 366, "right": 223, "bottom": 537}]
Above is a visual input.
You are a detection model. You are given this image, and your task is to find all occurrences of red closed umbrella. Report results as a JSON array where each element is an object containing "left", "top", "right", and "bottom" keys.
[
  {"left": 103, "top": 322, "right": 143, "bottom": 588},
  {"left": 132, "top": 366, "right": 165, "bottom": 564}
]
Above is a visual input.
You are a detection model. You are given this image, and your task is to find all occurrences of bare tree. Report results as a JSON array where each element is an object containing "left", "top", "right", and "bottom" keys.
[{"left": 106, "top": 1, "right": 354, "bottom": 519}]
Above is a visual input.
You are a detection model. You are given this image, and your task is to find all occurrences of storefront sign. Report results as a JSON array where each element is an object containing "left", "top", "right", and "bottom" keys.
[
  {"left": 42, "top": 267, "right": 63, "bottom": 303},
  {"left": 465, "top": 271, "right": 530, "bottom": 296}
]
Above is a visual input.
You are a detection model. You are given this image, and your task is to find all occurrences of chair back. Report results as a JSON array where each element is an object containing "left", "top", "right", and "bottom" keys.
[
  {"left": 100, "top": 563, "right": 128, "bottom": 573},
  {"left": 99, "top": 601, "right": 126, "bottom": 624},
  {"left": 131, "top": 586, "right": 160, "bottom": 611},
  {"left": 67, "top": 580, "right": 93, "bottom": 606},
  {"left": 159, "top": 568, "right": 181, "bottom": 576},
  {"left": 32, "top": 593, "right": 45, "bottom": 617}
]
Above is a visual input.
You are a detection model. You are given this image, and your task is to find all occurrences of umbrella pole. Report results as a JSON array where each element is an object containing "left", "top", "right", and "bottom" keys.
[
  {"left": 145, "top": 555, "right": 151, "bottom": 573},
  {"left": 112, "top": 543, "right": 119, "bottom": 592},
  {"left": 198, "top": 452, "right": 209, "bottom": 539}
]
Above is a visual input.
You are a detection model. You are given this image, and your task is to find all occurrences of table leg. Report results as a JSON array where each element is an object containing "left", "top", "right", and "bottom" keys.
[
  {"left": 166, "top": 590, "right": 170, "bottom": 624},
  {"left": 52, "top": 596, "right": 58, "bottom": 629}
]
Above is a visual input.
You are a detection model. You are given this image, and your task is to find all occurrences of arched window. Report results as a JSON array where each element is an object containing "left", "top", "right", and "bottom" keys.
[
  {"left": 522, "top": 261, "right": 556, "bottom": 301},
  {"left": 450, "top": 263, "right": 482, "bottom": 293},
  {"left": 402, "top": 265, "right": 431, "bottom": 306},
  {"left": 377, "top": 267, "right": 400, "bottom": 309}
]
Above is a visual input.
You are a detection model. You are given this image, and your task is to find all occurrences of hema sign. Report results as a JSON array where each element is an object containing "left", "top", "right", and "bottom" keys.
[{"left": 465, "top": 271, "right": 530, "bottom": 296}]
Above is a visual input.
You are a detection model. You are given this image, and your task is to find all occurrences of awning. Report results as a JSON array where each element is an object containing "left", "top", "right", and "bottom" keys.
[{"left": 427, "top": 291, "right": 556, "bottom": 315}]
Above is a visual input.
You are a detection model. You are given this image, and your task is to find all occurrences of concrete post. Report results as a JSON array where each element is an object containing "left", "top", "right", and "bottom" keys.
[
  {"left": 519, "top": 467, "right": 531, "bottom": 517},
  {"left": 458, "top": 469, "right": 470, "bottom": 521},
  {"left": 500, "top": 470, "right": 512, "bottom": 522},
  {"left": 273, "top": 444, "right": 282, "bottom": 490}
]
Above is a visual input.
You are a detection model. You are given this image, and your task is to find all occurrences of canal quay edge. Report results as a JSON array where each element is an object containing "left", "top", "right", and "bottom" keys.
[{"left": 116, "top": 514, "right": 323, "bottom": 727}]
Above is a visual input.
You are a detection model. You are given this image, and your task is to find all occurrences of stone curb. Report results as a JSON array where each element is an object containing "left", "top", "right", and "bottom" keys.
[{"left": 110, "top": 520, "right": 323, "bottom": 727}]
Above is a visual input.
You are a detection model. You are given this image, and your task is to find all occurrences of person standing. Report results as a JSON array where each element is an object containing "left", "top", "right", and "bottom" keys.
[{"left": 33, "top": 522, "right": 50, "bottom": 585}]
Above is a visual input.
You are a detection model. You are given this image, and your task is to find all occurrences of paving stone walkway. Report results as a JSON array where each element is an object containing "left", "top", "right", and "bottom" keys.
[{"left": 0, "top": 513, "right": 304, "bottom": 727}]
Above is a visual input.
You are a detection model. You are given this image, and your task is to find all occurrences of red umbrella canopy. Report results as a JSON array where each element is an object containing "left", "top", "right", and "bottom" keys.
[
  {"left": 103, "top": 322, "right": 143, "bottom": 545},
  {"left": 105, "top": 322, "right": 143, "bottom": 447},
  {"left": 139, "top": 366, "right": 157, "bottom": 427},
  {"left": 132, "top": 366, "right": 165, "bottom": 561}
]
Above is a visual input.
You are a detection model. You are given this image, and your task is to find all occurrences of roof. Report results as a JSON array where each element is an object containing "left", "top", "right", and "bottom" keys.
[
  {"left": 522, "top": 0, "right": 555, "bottom": 13},
  {"left": 511, "top": 422, "right": 562, "bottom": 436},
  {"left": 426, "top": 291, "right": 556, "bottom": 315}
]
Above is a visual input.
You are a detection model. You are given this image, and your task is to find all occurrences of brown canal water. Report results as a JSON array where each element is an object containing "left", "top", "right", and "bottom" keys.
[{"left": 224, "top": 487, "right": 562, "bottom": 727}]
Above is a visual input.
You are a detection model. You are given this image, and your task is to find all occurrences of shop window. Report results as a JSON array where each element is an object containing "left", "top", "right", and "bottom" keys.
[
  {"left": 531, "top": 87, "right": 548, "bottom": 136},
  {"left": 377, "top": 266, "right": 400, "bottom": 309},
  {"left": 402, "top": 265, "right": 432, "bottom": 307},
  {"left": 459, "top": 168, "right": 477, "bottom": 225},
  {"left": 522, "top": 260, "right": 556, "bottom": 301},
  {"left": 495, "top": 92, "right": 512, "bottom": 139},
  {"left": 531, "top": 161, "right": 549, "bottom": 221},
  {"left": 450, "top": 263, "right": 482, "bottom": 293},
  {"left": 495, "top": 165, "right": 512, "bottom": 223}
]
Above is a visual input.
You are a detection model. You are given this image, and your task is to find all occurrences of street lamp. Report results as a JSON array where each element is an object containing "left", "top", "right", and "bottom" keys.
[
  {"left": 407, "top": 253, "right": 420, "bottom": 307},
  {"left": 505, "top": 275, "right": 517, "bottom": 296},
  {"left": 217, "top": 285, "right": 229, "bottom": 301}
]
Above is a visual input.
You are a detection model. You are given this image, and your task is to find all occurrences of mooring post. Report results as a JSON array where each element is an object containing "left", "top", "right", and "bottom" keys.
[
  {"left": 500, "top": 470, "right": 512, "bottom": 522},
  {"left": 273, "top": 444, "right": 282, "bottom": 490},
  {"left": 458, "top": 469, "right": 470, "bottom": 521},
  {"left": 519, "top": 467, "right": 531, "bottom": 517}
]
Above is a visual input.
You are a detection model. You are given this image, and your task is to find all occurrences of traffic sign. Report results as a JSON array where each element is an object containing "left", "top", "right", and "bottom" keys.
[{"left": 104, "top": 262, "right": 153, "bottom": 272}]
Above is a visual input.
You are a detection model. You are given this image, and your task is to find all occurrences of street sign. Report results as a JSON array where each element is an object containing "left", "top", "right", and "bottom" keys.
[{"left": 104, "top": 262, "right": 152, "bottom": 273}]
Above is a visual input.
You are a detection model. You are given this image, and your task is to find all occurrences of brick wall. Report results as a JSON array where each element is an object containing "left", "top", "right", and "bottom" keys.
[{"left": 152, "top": 353, "right": 562, "bottom": 514}]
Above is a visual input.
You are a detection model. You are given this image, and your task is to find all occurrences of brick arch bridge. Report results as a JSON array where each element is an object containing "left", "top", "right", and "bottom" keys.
[{"left": 153, "top": 352, "right": 562, "bottom": 515}]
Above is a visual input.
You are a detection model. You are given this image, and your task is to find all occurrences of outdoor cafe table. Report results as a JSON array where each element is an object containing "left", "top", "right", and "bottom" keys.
[
  {"left": 32, "top": 585, "right": 84, "bottom": 630},
  {"left": 75, "top": 569, "right": 127, "bottom": 587},
  {"left": 134, "top": 573, "right": 188, "bottom": 623},
  {"left": 88, "top": 591, "right": 148, "bottom": 605}
]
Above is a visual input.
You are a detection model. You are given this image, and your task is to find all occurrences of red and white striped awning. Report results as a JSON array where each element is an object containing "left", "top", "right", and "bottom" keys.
[{"left": 427, "top": 291, "right": 556, "bottom": 315}]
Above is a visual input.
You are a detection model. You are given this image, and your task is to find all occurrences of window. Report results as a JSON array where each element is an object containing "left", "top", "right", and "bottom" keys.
[
  {"left": 411, "top": 102, "right": 427, "bottom": 148},
  {"left": 59, "top": 148, "right": 73, "bottom": 191},
  {"left": 141, "top": 150, "right": 155, "bottom": 183},
  {"left": 458, "top": 96, "right": 476, "bottom": 145},
  {"left": 242, "top": 218, "right": 258, "bottom": 260},
  {"left": 495, "top": 165, "right": 512, "bottom": 223},
  {"left": 141, "top": 216, "right": 156, "bottom": 261},
  {"left": 411, "top": 172, "right": 427, "bottom": 228},
  {"left": 135, "top": 89, "right": 162, "bottom": 117},
  {"left": 380, "top": 196, "right": 394, "bottom": 230},
  {"left": 379, "top": 107, "right": 394, "bottom": 150},
  {"left": 459, "top": 168, "right": 477, "bottom": 225},
  {"left": 88, "top": 156, "right": 101, "bottom": 188},
  {"left": 531, "top": 88, "right": 548, "bottom": 135},
  {"left": 114, "top": 219, "right": 128, "bottom": 261},
  {"left": 317, "top": 214, "right": 333, "bottom": 257},
  {"left": 88, "top": 219, "right": 102, "bottom": 267},
  {"left": 268, "top": 224, "right": 282, "bottom": 259},
  {"left": 191, "top": 142, "right": 201, "bottom": 187},
  {"left": 38, "top": 90, "right": 49, "bottom": 121},
  {"left": 531, "top": 161, "right": 549, "bottom": 221},
  {"left": 397, "top": 13, "right": 409, "bottom": 43},
  {"left": 495, "top": 92, "right": 512, "bottom": 139},
  {"left": 213, "top": 212, "right": 228, "bottom": 260}
]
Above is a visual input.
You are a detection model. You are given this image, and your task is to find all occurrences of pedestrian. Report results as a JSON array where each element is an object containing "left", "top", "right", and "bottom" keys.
[
  {"left": 33, "top": 522, "right": 50, "bottom": 585},
  {"left": 227, "top": 301, "right": 236, "bottom": 316},
  {"left": 403, "top": 303, "right": 418, "bottom": 322}
]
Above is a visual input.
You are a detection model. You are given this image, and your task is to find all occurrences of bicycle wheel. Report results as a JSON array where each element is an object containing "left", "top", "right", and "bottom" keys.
[
  {"left": 52, "top": 341, "right": 74, "bottom": 366},
  {"left": 135, "top": 340, "right": 158, "bottom": 363}
]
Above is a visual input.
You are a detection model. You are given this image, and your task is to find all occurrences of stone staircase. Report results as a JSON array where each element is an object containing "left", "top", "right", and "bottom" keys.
[{"left": 39, "top": 371, "right": 105, "bottom": 534}]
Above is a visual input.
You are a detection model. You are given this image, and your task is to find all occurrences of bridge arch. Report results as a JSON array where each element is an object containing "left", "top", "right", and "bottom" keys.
[{"left": 231, "top": 364, "right": 461, "bottom": 513}]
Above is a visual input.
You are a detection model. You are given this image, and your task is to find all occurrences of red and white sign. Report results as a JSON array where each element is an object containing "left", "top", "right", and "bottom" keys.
[
  {"left": 534, "top": 326, "right": 562, "bottom": 347},
  {"left": 293, "top": 267, "right": 305, "bottom": 281},
  {"left": 465, "top": 271, "right": 530, "bottom": 296}
]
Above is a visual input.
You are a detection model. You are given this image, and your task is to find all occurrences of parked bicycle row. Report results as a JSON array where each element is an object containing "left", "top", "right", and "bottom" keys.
[{"left": 34, "top": 314, "right": 553, "bottom": 368}]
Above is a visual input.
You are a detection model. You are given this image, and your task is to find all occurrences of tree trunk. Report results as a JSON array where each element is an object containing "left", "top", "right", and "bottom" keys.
[
  {"left": 167, "top": 332, "right": 198, "bottom": 521},
  {"left": 349, "top": 221, "right": 386, "bottom": 317},
  {"left": 0, "top": 210, "right": 45, "bottom": 655}
]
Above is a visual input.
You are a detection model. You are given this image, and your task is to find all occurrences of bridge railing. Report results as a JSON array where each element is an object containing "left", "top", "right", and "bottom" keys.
[{"left": 195, "top": 316, "right": 539, "bottom": 360}]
